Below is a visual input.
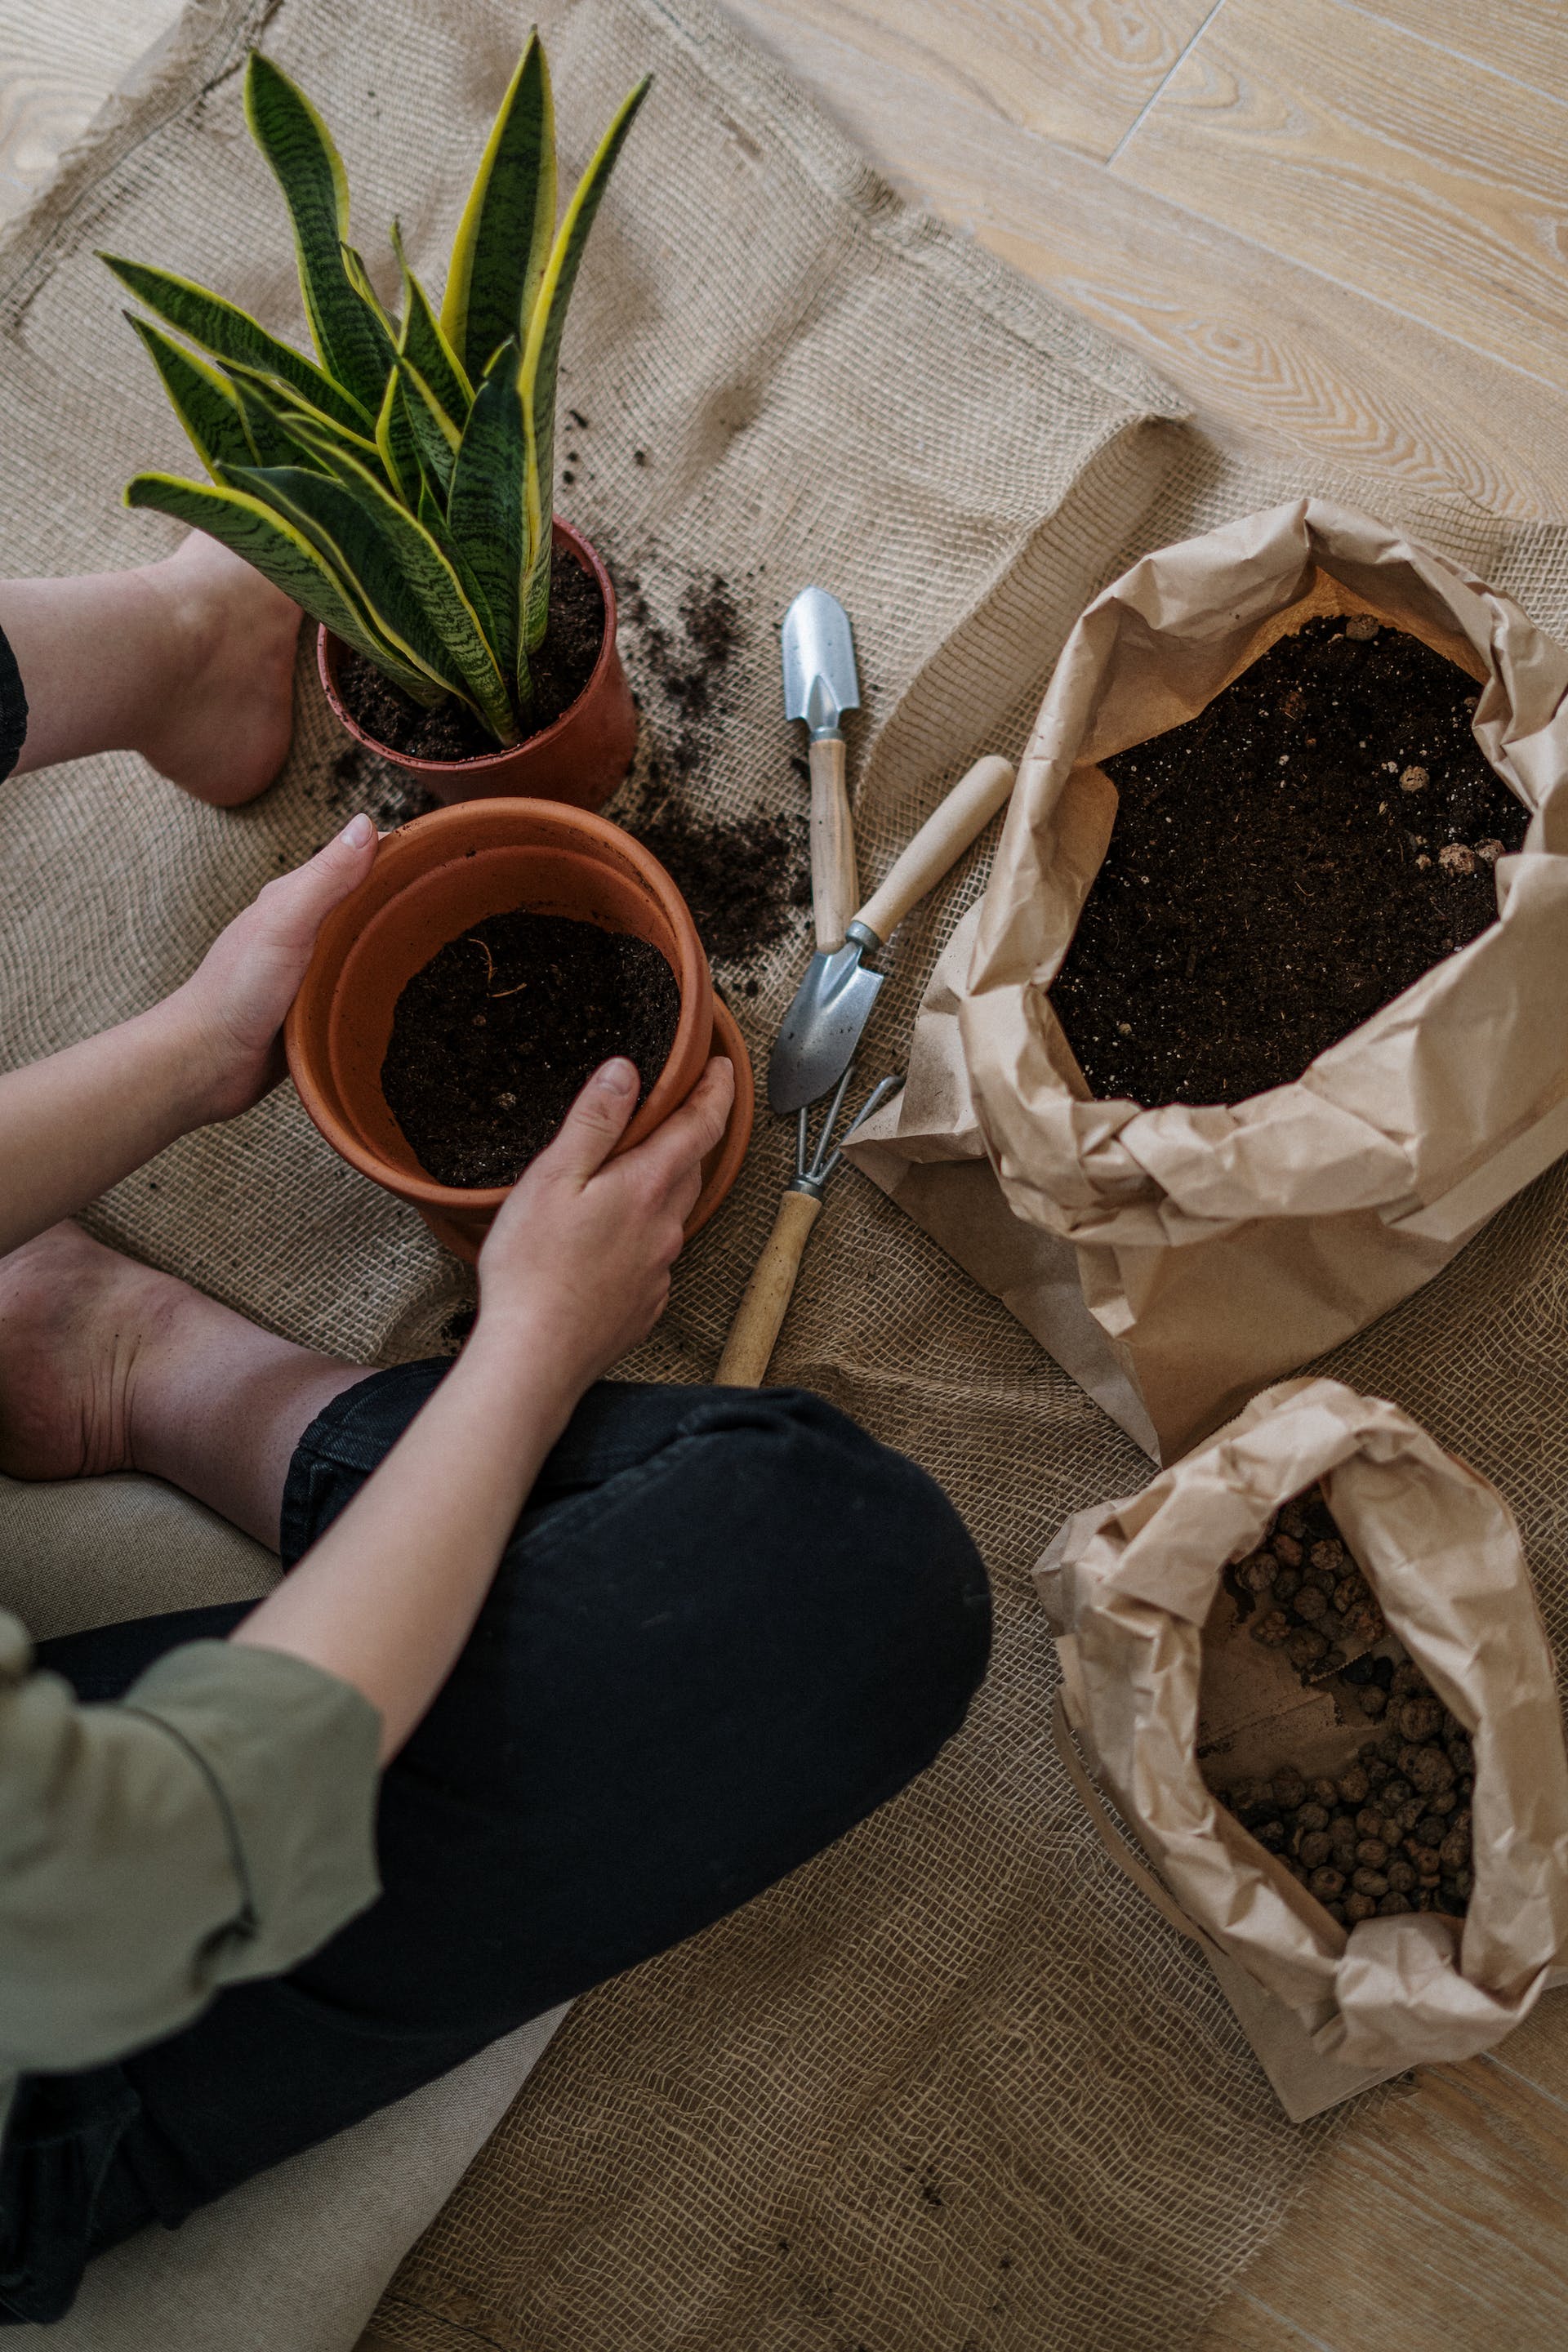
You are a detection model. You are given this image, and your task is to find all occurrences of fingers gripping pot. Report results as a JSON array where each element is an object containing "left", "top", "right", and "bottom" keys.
[
  {"left": 1036, "top": 1377, "right": 1568, "bottom": 2118},
  {"left": 846, "top": 497, "right": 1568, "bottom": 1461},
  {"left": 285, "top": 800, "right": 753, "bottom": 1262}
]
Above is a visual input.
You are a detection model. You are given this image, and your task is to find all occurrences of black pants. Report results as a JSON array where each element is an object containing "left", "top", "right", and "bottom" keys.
[{"left": 0, "top": 1367, "right": 990, "bottom": 2325}]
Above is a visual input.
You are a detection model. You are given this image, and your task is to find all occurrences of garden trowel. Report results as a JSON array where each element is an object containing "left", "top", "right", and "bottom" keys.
[
  {"left": 768, "top": 752, "right": 1016, "bottom": 1113},
  {"left": 782, "top": 586, "right": 862, "bottom": 955}
]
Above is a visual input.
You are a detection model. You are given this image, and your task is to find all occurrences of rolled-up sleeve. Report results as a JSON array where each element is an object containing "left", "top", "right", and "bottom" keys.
[{"left": 0, "top": 1611, "right": 381, "bottom": 2077}]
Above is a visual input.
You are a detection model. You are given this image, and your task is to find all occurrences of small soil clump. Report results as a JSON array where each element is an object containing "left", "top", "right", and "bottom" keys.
[
  {"left": 1214, "top": 1486, "right": 1476, "bottom": 1922},
  {"left": 337, "top": 546, "right": 604, "bottom": 762},
  {"left": 382, "top": 908, "right": 679, "bottom": 1187},
  {"left": 1051, "top": 616, "right": 1528, "bottom": 1106},
  {"left": 627, "top": 798, "right": 810, "bottom": 966}
]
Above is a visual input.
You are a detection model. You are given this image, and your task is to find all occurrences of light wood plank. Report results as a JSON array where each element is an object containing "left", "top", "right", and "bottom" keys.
[
  {"left": 1346, "top": 0, "right": 1566, "bottom": 94},
  {"left": 1201, "top": 2048, "right": 1568, "bottom": 2352},
  {"left": 0, "top": 0, "right": 180, "bottom": 222},
  {"left": 1112, "top": 0, "right": 1568, "bottom": 395},
  {"left": 717, "top": 0, "right": 1218, "bottom": 163},
  {"left": 727, "top": 0, "right": 1568, "bottom": 516}
]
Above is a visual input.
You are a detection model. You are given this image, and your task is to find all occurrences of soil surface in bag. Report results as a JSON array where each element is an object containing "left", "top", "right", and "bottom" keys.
[
  {"left": 382, "top": 907, "right": 679, "bottom": 1187},
  {"left": 338, "top": 546, "right": 604, "bottom": 762},
  {"left": 1050, "top": 616, "right": 1530, "bottom": 1106}
]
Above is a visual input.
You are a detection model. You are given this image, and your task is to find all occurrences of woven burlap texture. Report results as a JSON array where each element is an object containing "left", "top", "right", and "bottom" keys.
[{"left": 4, "top": 2, "right": 1567, "bottom": 2347}]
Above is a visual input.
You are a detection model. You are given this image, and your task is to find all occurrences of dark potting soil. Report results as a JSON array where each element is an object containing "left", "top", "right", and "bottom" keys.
[
  {"left": 381, "top": 907, "right": 679, "bottom": 1187},
  {"left": 337, "top": 546, "right": 604, "bottom": 762},
  {"left": 627, "top": 799, "right": 811, "bottom": 968},
  {"left": 1049, "top": 616, "right": 1529, "bottom": 1107}
]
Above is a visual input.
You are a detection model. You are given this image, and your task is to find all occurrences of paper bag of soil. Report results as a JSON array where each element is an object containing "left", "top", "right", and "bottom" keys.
[
  {"left": 848, "top": 497, "right": 1568, "bottom": 1460},
  {"left": 1035, "top": 1376, "right": 1568, "bottom": 2119}
]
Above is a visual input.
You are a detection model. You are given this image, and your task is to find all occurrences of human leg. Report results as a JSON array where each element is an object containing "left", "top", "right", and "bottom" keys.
[
  {"left": 0, "top": 1223, "right": 369, "bottom": 1546},
  {"left": 16, "top": 1367, "right": 989, "bottom": 2261},
  {"left": 0, "top": 530, "right": 300, "bottom": 807}
]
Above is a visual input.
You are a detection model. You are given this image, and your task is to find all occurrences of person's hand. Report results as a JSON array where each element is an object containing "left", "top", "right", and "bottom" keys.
[
  {"left": 167, "top": 813, "right": 379, "bottom": 1120},
  {"left": 474, "top": 1054, "right": 735, "bottom": 1391}
]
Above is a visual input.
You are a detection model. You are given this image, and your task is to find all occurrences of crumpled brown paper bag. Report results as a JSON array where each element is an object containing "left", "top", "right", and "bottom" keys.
[
  {"left": 849, "top": 498, "right": 1568, "bottom": 1460},
  {"left": 1035, "top": 1375, "right": 1568, "bottom": 2117}
]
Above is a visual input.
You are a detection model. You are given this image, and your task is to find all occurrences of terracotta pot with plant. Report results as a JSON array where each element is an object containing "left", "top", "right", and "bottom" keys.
[{"left": 106, "top": 33, "right": 642, "bottom": 807}]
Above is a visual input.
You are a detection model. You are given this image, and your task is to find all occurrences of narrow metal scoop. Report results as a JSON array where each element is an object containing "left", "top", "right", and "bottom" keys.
[
  {"left": 768, "top": 753, "right": 1015, "bottom": 1112},
  {"left": 782, "top": 586, "right": 861, "bottom": 954}
]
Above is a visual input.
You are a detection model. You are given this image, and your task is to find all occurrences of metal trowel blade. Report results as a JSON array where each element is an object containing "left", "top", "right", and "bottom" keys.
[
  {"left": 781, "top": 586, "right": 860, "bottom": 732},
  {"left": 768, "top": 942, "right": 885, "bottom": 1113}
]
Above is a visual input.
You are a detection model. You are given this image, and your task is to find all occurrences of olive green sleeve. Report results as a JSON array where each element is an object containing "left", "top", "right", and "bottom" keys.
[{"left": 0, "top": 1611, "right": 382, "bottom": 2080}]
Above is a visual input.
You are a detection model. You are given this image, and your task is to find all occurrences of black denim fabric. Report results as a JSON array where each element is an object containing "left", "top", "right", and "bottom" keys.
[
  {"left": 0, "top": 622, "right": 27, "bottom": 784},
  {"left": 0, "top": 1368, "right": 990, "bottom": 2324}
]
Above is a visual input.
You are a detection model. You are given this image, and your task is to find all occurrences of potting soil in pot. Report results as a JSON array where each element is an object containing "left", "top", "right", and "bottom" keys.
[
  {"left": 1202, "top": 1486, "right": 1475, "bottom": 1927},
  {"left": 338, "top": 546, "right": 604, "bottom": 761},
  {"left": 381, "top": 908, "right": 679, "bottom": 1187},
  {"left": 1050, "top": 615, "right": 1530, "bottom": 1107}
]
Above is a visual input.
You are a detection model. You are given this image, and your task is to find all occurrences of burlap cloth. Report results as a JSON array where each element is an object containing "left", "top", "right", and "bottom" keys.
[{"left": 3, "top": 2, "right": 1568, "bottom": 2344}]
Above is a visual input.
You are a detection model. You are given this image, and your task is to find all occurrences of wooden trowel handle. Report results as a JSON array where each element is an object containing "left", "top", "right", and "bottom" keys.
[
  {"left": 808, "top": 737, "right": 858, "bottom": 953},
  {"left": 856, "top": 754, "right": 1015, "bottom": 946},
  {"left": 715, "top": 1189, "right": 822, "bottom": 1386}
]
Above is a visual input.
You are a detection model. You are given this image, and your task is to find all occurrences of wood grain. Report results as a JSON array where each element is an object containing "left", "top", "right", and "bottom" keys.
[
  {"left": 1113, "top": 0, "right": 1568, "bottom": 395},
  {"left": 1200, "top": 2040, "right": 1568, "bottom": 2352},
  {"left": 0, "top": 0, "right": 179, "bottom": 222},
  {"left": 1345, "top": 0, "right": 1566, "bottom": 94},
  {"left": 726, "top": 0, "right": 1568, "bottom": 517},
  {"left": 719, "top": 0, "right": 1219, "bottom": 164}
]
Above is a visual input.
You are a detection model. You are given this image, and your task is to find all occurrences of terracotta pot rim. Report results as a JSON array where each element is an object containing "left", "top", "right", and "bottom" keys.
[
  {"left": 316, "top": 516, "right": 617, "bottom": 777},
  {"left": 285, "top": 798, "right": 712, "bottom": 1212}
]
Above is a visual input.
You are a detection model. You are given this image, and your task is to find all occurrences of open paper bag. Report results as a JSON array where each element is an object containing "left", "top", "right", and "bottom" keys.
[
  {"left": 849, "top": 498, "right": 1568, "bottom": 1460},
  {"left": 1035, "top": 1376, "right": 1568, "bottom": 2120}
]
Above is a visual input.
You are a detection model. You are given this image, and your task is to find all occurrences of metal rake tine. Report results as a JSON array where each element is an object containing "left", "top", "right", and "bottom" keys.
[
  {"left": 817, "top": 1072, "right": 904, "bottom": 1187},
  {"left": 795, "top": 1103, "right": 809, "bottom": 1183},
  {"left": 804, "top": 1061, "right": 858, "bottom": 1183}
]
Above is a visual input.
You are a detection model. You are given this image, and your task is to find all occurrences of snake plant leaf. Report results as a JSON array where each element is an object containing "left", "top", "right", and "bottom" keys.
[
  {"left": 243, "top": 53, "right": 393, "bottom": 414},
  {"left": 229, "top": 457, "right": 516, "bottom": 740},
  {"left": 373, "top": 370, "right": 421, "bottom": 507},
  {"left": 102, "top": 253, "right": 371, "bottom": 433},
  {"left": 395, "top": 356, "right": 461, "bottom": 501},
  {"left": 223, "top": 369, "right": 325, "bottom": 469},
  {"left": 124, "top": 316, "right": 254, "bottom": 477},
  {"left": 125, "top": 469, "right": 439, "bottom": 701},
  {"left": 446, "top": 343, "right": 524, "bottom": 688},
  {"left": 220, "top": 359, "right": 386, "bottom": 473},
  {"left": 390, "top": 221, "right": 472, "bottom": 425},
  {"left": 440, "top": 30, "right": 556, "bottom": 383},
  {"left": 519, "top": 74, "right": 649, "bottom": 651}
]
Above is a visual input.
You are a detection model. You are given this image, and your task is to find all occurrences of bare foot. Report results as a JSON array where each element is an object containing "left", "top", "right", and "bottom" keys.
[
  {"left": 0, "top": 1223, "right": 189, "bottom": 1481},
  {"left": 134, "top": 533, "right": 302, "bottom": 808}
]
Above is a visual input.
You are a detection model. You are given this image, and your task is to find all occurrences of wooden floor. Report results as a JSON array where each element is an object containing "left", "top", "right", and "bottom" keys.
[{"left": 7, "top": 3, "right": 1568, "bottom": 2348}]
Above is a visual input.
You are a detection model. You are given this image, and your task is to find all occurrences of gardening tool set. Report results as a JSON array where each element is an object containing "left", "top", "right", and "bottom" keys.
[{"left": 717, "top": 587, "right": 1015, "bottom": 1380}]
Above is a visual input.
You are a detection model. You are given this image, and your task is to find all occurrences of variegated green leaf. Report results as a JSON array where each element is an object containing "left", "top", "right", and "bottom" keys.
[
  {"left": 519, "top": 74, "right": 649, "bottom": 650},
  {"left": 395, "top": 356, "right": 461, "bottom": 501},
  {"left": 446, "top": 344, "right": 524, "bottom": 688},
  {"left": 223, "top": 369, "right": 323, "bottom": 469},
  {"left": 227, "top": 457, "right": 515, "bottom": 741},
  {"left": 243, "top": 53, "right": 393, "bottom": 413},
  {"left": 221, "top": 359, "right": 385, "bottom": 473},
  {"left": 390, "top": 221, "right": 472, "bottom": 425},
  {"left": 373, "top": 370, "right": 421, "bottom": 507},
  {"left": 124, "top": 315, "right": 254, "bottom": 478},
  {"left": 101, "top": 253, "right": 370, "bottom": 432},
  {"left": 440, "top": 32, "right": 556, "bottom": 383},
  {"left": 125, "top": 470, "right": 439, "bottom": 702}
]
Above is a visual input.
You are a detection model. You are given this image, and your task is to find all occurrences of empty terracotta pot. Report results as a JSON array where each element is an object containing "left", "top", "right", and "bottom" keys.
[
  {"left": 317, "top": 518, "right": 638, "bottom": 809},
  {"left": 285, "top": 798, "right": 753, "bottom": 1263}
]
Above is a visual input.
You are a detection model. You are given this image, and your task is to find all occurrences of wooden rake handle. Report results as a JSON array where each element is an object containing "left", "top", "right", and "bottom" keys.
[
  {"left": 714, "top": 1189, "right": 822, "bottom": 1386},
  {"left": 808, "top": 736, "right": 858, "bottom": 952}
]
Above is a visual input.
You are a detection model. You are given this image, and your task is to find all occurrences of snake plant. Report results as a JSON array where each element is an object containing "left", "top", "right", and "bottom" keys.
[{"left": 105, "top": 37, "right": 648, "bottom": 744}]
